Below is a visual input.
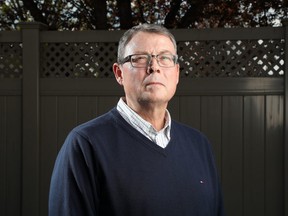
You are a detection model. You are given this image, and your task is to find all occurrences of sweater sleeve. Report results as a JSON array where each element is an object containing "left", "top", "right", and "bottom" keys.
[
  {"left": 203, "top": 133, "right": 226, "bottom": 216},
  {"left": 49, "top": 130, "right": 99, "bottom": 216}
]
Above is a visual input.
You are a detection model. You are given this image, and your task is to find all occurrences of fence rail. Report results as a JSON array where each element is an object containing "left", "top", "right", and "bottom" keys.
[{"left": 0, "top": 21, "right": 288, "bottom": 216}]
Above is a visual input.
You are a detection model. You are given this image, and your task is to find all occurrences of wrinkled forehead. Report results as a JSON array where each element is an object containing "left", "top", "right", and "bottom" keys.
[{"left": 124, "top": 32, "right": 177, "bottom": 55}]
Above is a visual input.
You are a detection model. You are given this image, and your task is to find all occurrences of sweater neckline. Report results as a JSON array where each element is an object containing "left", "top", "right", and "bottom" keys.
[{"left": 110, "top": 107, "right": 175, "bottom": 157}]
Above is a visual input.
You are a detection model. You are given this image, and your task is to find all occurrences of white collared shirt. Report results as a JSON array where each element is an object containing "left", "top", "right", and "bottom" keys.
[{"left": 116, "top": 98, "right": 171, "bottom": 148}]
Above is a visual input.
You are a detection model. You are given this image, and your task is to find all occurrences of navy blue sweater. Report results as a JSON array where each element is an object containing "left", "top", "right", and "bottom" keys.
[{"left": 49, "top": 108, "right": 225, "bottom": 216}]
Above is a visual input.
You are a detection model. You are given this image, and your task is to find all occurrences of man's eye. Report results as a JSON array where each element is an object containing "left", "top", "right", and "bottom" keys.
[
  {"left": 159, "top": 55, "right": 172, "bottom": 61},
  {"left": 132, "top": 56, "right": 148, "bottom": 63}
]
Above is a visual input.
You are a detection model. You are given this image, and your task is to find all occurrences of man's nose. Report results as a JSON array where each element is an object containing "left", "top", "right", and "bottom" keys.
[
  {"left": 148, "top": 56, "right": 160, "bottom": 69},
  {"left": 150, "top": 55, "right": 160, "bottom": 63},
  {"left": 147, "top": 58, "right": 160, "bottom": 74}
]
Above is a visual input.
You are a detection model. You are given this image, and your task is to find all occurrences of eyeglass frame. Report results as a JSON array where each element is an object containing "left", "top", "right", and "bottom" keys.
[{"left": 119, "top": 53, "right": 178, "bottom": 68}]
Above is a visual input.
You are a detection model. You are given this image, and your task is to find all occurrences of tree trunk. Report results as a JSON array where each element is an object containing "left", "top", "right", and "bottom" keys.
[
  {"left": 22, "top": 0, "right": 49, "bottom": 27},
  {"left": 164, "top": 0, "right": 182, "bottom": 28},
  {"left": 116, "top": 0, "right": 133, "bottom": 29},
  {"left": 94, "top": 0, "right": 108, "bottom": 29},
  {"left": 178, "top": 1, "right": 207, "bottom": 28}
]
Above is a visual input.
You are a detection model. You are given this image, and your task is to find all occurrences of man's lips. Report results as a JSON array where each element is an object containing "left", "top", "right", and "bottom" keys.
[{"left": 146, "top": 82, "right": 164, "bottom": 86}]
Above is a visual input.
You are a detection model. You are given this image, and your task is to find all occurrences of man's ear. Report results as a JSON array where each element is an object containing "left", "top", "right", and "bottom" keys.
[
  {"left": 176, "top": 63, "right": 180, "bottom": 85},
  {"left": 113, "top": 63, "right": 123, "bottom": 85}
]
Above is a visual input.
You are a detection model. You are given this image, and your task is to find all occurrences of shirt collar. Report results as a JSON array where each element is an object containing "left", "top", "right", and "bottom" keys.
[{"left": 117, "top": 97, "right": 171, "bottom": 139}]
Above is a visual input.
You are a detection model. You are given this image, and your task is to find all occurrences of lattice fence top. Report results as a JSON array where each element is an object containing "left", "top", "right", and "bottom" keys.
[
  {"left": 0, "top": 39, "right": 285, "bottom": 78},
  {"left": 42, "top": 42, "right": 118, "bottom": 78},
  {"left": 178, "top": 39, "right": 285, "bottom": 77},
  {"left": 0, "top": 43, "right": 23, "bottom": 78}
]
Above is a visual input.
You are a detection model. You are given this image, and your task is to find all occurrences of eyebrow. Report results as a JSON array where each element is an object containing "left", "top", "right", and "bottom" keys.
[{"left": 132, "top": 50, "right": 175, "bottom": 55}]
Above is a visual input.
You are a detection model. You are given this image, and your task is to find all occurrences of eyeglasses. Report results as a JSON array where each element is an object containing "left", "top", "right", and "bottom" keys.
[{"left": 120, "top": 53, "right": 178, "bottom": 68}]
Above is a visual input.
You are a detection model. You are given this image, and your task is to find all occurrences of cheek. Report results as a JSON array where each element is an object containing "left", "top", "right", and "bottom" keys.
[
  {"left": 122, "top": 72, "right": 144, "bottom": 90},
  {"left": 172, "top": 73, "right": 179, "bottom": 84},
  {"left": 167, "top": 73, "right": 179, "bottom": 94},
  {"left": 167, "top": 70, "right": 179, "bottom": 85}
]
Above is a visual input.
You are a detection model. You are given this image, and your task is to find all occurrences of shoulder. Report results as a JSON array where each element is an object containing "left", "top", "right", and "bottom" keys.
[
  {"left": 72, "top": 108, "right": 122, "bottom": 137},
  {"left": 60, "top": 108, "right": 124, "bottom": 150},
  {"left": 171, "top": 120, "right": 212, "bottom": 150},
  {"left": 57, "top": 108, "right": 124, "bottom": 156},
  {"left": 171, "top": 120, "right": 207, "bottom": 140}
]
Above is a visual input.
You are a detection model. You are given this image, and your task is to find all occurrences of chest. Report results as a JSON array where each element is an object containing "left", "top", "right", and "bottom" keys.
[{"left": 95, "top": 140, "right": 216, "bottom": 215}]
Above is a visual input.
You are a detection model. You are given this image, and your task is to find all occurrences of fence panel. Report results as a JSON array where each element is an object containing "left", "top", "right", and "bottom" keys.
[
  {"left": 0, "top": 96, "right": 22, "bottom": 216},
  {"left": 222, "top": 96, "right": 244, "bottom": 216},
  {"left": 265, "top": 95, "right": 284, "bottom": 216},
  {"left": 243, "top": 96, "right": 266, "bottom": 216}
]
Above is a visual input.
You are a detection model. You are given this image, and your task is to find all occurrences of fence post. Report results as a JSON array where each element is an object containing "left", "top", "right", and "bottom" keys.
[
  {"left": 19, "top": 22, "right": 47, "bottom": 216},
  {"left": 282, "top": 19, "right": 288, "bottom": 216}
]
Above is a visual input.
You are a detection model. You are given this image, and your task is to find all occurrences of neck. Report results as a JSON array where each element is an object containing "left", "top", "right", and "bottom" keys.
[
  {"left": 138, "top": 108, "right": 166, "bottom": 131},
  {"left": 125, "top": 98, "right": 167, "bottom": 131}
]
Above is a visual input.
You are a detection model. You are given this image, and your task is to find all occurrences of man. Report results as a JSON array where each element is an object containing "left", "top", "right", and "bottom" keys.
[{"left": 49, "top": 24, "right": 225, "bottom": 216}]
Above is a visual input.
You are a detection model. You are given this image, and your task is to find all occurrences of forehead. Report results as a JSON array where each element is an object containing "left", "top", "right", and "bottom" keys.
[{"left": 124, "top": 32, "right": 176, "bottom": 55}]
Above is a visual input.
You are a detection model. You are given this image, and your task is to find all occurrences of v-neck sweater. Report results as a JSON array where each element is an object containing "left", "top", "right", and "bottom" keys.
[{"left": 49, "top": 108, "right": 225, "bottom": 216}]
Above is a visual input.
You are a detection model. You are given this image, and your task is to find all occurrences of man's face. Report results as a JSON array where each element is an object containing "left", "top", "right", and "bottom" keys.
[{"left": 113, "top": 32, "right": 179, "bottom": 109}]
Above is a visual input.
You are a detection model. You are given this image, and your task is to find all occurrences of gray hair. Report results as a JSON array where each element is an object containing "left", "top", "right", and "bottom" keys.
[{"left": 117, "top": 23, "right": 177, "bottom": 64}]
